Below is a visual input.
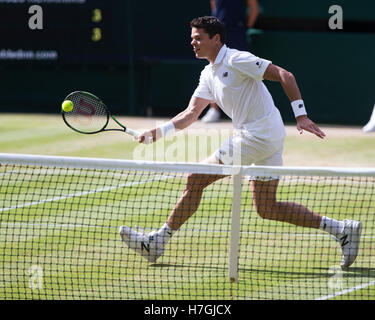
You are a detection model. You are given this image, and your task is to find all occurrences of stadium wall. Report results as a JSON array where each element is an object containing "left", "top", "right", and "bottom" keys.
[{"left": 1, "top": 0, "right": 374, "bottom": 125}]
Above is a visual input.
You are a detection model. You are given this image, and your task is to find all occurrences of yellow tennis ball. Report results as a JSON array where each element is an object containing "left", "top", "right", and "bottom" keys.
[{"left": 62, "top": 100, "right": 74, "bottom": 112}]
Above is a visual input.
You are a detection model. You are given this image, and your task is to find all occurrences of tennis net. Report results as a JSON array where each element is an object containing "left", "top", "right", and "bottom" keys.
[{"left": 0, "top": 153, "right": 374, "bottom": 300}]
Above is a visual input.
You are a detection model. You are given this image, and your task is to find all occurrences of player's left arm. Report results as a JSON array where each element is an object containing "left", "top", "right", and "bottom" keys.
[{"left": 263, "top": 63, "right": 326, "bottom": 139}]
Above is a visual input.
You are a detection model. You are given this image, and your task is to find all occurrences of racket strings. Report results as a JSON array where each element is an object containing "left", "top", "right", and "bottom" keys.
[{"left": 63, "top": 92, "right": 109, "bottom": 134}]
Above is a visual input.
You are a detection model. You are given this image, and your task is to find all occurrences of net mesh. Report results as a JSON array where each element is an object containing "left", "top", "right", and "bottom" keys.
[{"left": 0, "top": 155, "right": 374, "bottom": 300}]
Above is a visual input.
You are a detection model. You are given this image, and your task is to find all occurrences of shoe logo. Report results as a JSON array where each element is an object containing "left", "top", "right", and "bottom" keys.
[
  {"left": 141, "top": 242, "right": 150, "bottom": 252},
  {"left": 340, "top": 234, "right": 349, "bottom": 247},
  {"left": 223, "top": 72, "right": 228, "bottom": 78}
]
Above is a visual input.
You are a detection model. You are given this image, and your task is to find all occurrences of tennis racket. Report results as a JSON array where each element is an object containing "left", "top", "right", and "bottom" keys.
[{"left": 61, "top": 91, "right": 152, "bottom": 143}]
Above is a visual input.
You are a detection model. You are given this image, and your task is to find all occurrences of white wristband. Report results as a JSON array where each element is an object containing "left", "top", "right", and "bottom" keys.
[
  {"left": 291, "top": 99, "right": 307, "bottom": 118},
  {"left": 158, "top": 121, "right": 176, "bottom": 137}
]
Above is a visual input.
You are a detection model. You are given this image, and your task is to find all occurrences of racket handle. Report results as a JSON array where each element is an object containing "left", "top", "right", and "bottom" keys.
[
  {"left": 125, "top": 128, "right": 153, "bottom": 144},
  {"left": 125, "top": 128, "right": 140, "bottom": 138}
]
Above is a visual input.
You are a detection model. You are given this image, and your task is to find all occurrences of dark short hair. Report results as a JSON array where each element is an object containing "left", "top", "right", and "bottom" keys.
[{"left": 190, "top": 16, "right": 226, "bottom": 44}]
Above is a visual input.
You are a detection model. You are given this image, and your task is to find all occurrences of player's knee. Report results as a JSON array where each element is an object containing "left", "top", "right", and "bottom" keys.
[
  {"left": 185, "top": 173, "right": 211, "bottom": 191},
  {"left": 253, "top": 203, "right": 273, "bottom": 220}
]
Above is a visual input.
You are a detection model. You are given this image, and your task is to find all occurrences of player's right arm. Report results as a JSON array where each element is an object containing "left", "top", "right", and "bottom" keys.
[
  {"left": 171, "top": 96, "right": 211, "bottom": 129},
  {"left": 138, "top": 96, "right": 210, "bottom": 144}
]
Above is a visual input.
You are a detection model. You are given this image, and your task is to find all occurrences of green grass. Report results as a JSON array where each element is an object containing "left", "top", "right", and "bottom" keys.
[
  {"left": 1, "top": 113, "right": 375, "bottom": 300},
  {"left": 1, "top": 113, "right": 375, "bottom": 166}
]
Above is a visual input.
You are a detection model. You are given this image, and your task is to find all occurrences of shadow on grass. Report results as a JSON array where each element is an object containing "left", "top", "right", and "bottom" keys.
[
  {"left": 150, "top": 262, "right": 227, "bottom": 273},
  {"left": 239, "top": 266, "right": 375, "bottom": 281},
  {"left": 150, "top": 262, "right": 375, "bottom": 282}
]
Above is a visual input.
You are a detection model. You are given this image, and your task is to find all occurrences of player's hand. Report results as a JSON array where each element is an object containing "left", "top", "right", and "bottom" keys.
[
  {"left": 137, "top": 129, "right": 155, "bottom": 144},
  {"left": 296, "top": 115, "right": 326, "bottom": 139}
]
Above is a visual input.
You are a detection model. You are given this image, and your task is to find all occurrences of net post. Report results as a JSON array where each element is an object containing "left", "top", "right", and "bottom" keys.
[{"left": 228, "top": 166, "right": 243, "bottom": 283}]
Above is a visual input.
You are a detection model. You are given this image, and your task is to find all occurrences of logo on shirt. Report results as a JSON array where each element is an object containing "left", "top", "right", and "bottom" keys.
[
  {"left": 219, "top": 149, "right": 227, "bottom": 156},
  {"left": 222, "top": 72, "right": 228, "bottom": 78},
  {"left": 256, "top": 61, "right": 263, "bottom": 68}
]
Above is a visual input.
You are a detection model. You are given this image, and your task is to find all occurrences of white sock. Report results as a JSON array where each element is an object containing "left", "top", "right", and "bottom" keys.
[
  {"left": 155, "top": 223, "right": 175, "bottom": 244},
  {"left": 320, "top": 216, "right": 344, "bottom": 238}
]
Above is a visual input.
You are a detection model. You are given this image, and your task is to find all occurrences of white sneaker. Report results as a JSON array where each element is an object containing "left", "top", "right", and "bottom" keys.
[
  {"left": 119, "top": 226, "right": 165, "bottom": 263},
  {"left": 335, "top": 220, "right": 362, "bottom": 268},
  {"left": 201, "top": 108, "right": 221, "bottom": 123},
  {"left": 363, "top": 121, "right": 375, "bottom": 133}
]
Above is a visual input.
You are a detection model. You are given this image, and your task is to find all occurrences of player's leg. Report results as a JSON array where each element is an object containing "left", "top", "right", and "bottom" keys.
[
  {"left": 119, "top": 153, "right": 226, "bottom": 262},
  {"left": 250, "top": 179, "right": 322, "bottom": 228},
  {"left": 166, "top": 153, "right": 225, "bottom": 230},
  {"left": 250, "top": 178, "right": 362, "bottom": 268},
  {"left": 245, "top": 139, "right": 325, "bottom": 228}
]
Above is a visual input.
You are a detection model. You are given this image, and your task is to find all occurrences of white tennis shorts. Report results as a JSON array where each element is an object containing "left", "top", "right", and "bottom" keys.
[{"left": 215, "top": 130, "right": 284, "bottom": 180}]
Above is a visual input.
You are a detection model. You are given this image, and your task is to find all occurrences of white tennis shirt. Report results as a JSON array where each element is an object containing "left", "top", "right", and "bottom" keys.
[{"left": 193, "top": 45, "right": 286, "bottom": 141}]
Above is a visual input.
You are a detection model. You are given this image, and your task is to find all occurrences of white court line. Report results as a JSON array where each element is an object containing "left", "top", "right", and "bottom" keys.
[
  {"left": 316, "top": 280, "right": 375, "bottom": 300},
  {"left": 0, "top": 175, "right": 172, "bottom": 214},
  {"left": 0, "top": 222, "right": 116, "bottom": 230},
  {"left": 0, "top": 172, "right": 12, "bottom": 177}
]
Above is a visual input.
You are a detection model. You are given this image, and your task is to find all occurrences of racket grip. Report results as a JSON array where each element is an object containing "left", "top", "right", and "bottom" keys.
[
  {"left": 125, "top": 128, "right": 140, "bottom": 138},
  {"left": 126, "top": 128, "right": 153, "bottom": 144}
]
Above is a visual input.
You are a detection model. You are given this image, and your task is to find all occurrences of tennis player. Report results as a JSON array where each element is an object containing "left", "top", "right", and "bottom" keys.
[{"left": 120, "top": 16, "right": 362, "bottom": 268}]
